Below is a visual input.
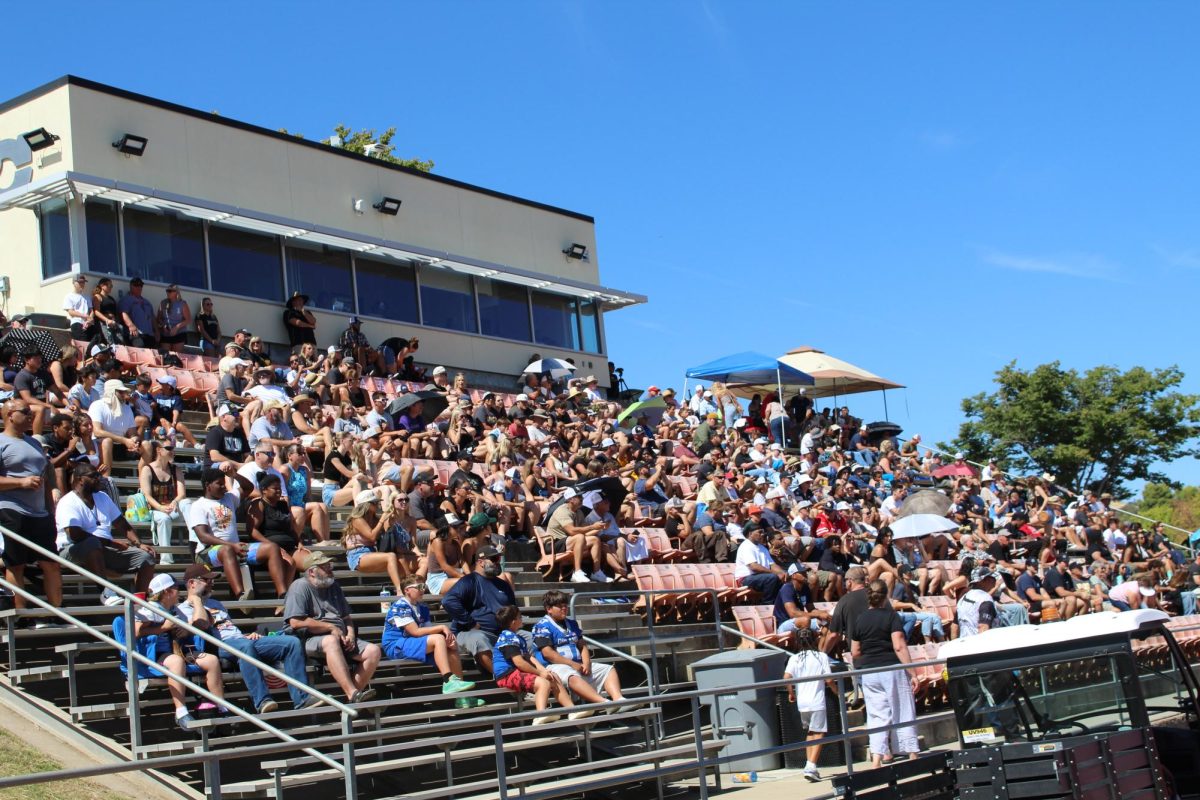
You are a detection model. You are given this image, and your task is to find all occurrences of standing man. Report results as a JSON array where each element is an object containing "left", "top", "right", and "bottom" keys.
[
  {"left": 62, "top": 274, "right": 94, "bottom": 341},
  {"left": 118, "top": 278, "right": 157, "bottom": 349},
  {"left": 0, "top": 399, "right": 63, "bottom": 614},
  {"left": 283, "top": 551, "right": 381, "bottom": 703}
]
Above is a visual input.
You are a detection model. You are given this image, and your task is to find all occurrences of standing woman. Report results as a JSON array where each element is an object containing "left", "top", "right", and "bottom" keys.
[
  {"left": 712, "top": 382, "right": 741, "bottom": 430},
  {"left": 157, "top": 285, "right": 192, "bottom": 354},
  {"left": 278, "top": 443, "right": 330, "bottom": 542},
  {"left": 139, "top": 440, "right": 185, "bottom": 564},
  {"left": 194, "top": 297, "right": 222, "bottom": 356},
  {"left": 850, "top": 580, "right": 920, "bottom": 768},
  {"left": 90, "top": 278, "right": 125, "bottom": 345}
]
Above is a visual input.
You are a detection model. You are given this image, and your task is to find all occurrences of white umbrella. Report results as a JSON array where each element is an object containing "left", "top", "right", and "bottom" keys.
[
  {"left": 523, "top": 358, "right": 576, "bottom": 379},
  {"left": 890, "top": 513, "right": 958, "bottom": 540}
]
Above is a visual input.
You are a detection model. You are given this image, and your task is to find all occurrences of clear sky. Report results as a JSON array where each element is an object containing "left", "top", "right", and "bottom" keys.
[{"left": 5, "top": 2, "right": 1199, "bottom": 487}]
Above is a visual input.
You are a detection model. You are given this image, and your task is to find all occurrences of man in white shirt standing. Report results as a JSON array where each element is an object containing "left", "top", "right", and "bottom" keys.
[
  {"left": 62, "top": 274, "right": 94, "bottom": 341},
  {"left": 55, "top": 462, "right": 156, "bottom": 592},
  {"left": 734, "top": 519, "right": 786, "bottom": 602}
]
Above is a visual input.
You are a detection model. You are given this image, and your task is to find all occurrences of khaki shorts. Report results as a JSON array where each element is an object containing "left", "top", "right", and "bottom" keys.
[{"left": 816, "top": 571, "right": 838, "bottom": 589}]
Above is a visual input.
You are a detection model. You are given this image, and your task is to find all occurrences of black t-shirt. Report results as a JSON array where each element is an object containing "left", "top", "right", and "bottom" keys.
[
  {"left": 450, "top": 467, "right": 483, "bottom": 493},
  {"left": 283, "top": 309, "right": 316, "bottom": 346},
  {"left": 987, "top": 540, "right": 1013, "bottom": 563},
  {"left": 850, "top": 607, "right": 904, "bottom": 668},
  {"left": 203, "top": 425, "right": 249, "bottom": 466},
  {"left": 196, "top": 312, "right": 219, "bottom": 342},
  {"left": 819, "top": 548, "right": 851, "bottom": 575},
  {"left": 829, "top": 588, "right": 869, "bottom": 637},
  {"left": 1042, "top": 568, "right": 1071, "bottom": 595}
]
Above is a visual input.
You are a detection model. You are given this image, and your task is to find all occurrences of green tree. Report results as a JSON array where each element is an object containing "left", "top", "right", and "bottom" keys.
[
  {"left": 277, "top": 125, "right": 434, "bottom": 172},
  {"left": 1128, "top": 483, "right": 1200, "bottom": 540},
  {"left": 949, "top": 361, "right": 1200, "bottom": 498}
]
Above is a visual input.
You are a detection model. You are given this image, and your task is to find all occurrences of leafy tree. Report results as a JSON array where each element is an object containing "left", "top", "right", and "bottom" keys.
[
  {"left": 949, "top": 361, "right": 1200, "bottom": 498},
  {"left": 276, "top": 125, "right": 434, "bottom": 172},
  {"left": 1127, "top": 483, "right": 1200, "bottom": 541}
]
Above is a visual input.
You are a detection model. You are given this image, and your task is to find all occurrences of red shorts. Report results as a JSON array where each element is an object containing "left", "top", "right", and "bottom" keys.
[{"left": 497, "top": 670, "right": 538, "bottom": 693}]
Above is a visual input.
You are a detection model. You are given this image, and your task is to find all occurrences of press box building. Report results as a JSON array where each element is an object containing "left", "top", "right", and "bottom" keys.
[{"left": 0, "top": 76, "right": 643, "bottom": 386}]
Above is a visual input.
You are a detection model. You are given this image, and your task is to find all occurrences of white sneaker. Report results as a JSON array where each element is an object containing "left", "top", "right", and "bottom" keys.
[
  {"left": 568, "top": 709, "right": 595, "bottom": 720},
  {"left": 803, "top": 765, "right": 821, "bottom": 782},
  {"left": 532, "top": 714, "right": 561, "bottom": 725},
  {"left": 570, "top": 571, "right": 590, "bottom": 583}
]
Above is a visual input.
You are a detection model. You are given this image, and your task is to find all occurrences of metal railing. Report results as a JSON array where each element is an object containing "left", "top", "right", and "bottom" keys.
[{"left": 0, "top": 522, "right": 359, "bottom": 799}]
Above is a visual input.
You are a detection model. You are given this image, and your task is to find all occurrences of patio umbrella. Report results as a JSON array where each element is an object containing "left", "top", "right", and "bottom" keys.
[
  {"left": 890, "top": 514, "right": 958, "bottom": 540},
  {"left": 933, "top": 463, "right": 976, "bottom": 479},
  {"left": 616, "top": 396, "right": 667, "bottom": 429},
  {"left": 897, "top": 489, "right": 952, "bottom": 518},
  {"left": 543, "top": 476, "right": 629, "bottom": 521},
  {"left": 523, "top": 358, "right": 576, "bottom": 379},
  {"left": 386, "top": 390, "right": 449, "bottom": 422},
  {"left": 0, "top": 328, "right": 61, "bottom": 367}
]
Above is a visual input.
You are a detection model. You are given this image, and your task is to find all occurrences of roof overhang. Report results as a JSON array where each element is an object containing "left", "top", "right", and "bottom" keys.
[{"left": 0, "top": 171, "right": 646, "bottom": 312}]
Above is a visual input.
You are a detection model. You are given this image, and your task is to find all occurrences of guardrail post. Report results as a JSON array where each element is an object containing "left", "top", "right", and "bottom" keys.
[
  {"left": 711, "top": 588, "right": 724, "bottom": 651},
  {"left": 203, "top": 756, "right": 223, "bottom": 800},
  {"left": 646, "top": 594, "right": 660, "bottom": 693},
  {"left": 493, "top": 720, "right": 509, "bottom": 800},
  {"left": 836, "top": 673, "right": 854, "bottom": 776},
  {"left": 689, "top": 696, "right": 709, "bottom": 800},
  {"left": 123, "top": 600, "right": 142, "bottom": 750},
  {"left": 341, "top": 711, "right": 358, "bottom": 800}
]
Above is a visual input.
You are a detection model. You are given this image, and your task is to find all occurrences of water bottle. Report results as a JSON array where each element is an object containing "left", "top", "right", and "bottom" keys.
[
  {"left": 379, "top": 588, "right": 391, "bottom": 614},
  {"left": 732, "top": 772, "right": 757, "bottom": 783}
]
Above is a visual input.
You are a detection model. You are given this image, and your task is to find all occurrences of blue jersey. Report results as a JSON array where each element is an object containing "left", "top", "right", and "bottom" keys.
[
  {"left": 381, "top": 598, "right": 430, "bottom": 654},
  {"left": 531, "top": 615, "right": 584, "bottom": 666},
  {"left": 492, "top": 628, "right": 529, "bottom": 680}
]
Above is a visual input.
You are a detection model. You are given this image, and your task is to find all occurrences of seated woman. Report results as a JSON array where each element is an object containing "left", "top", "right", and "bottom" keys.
[
  {"left": 425, "top": 519, "right": 467, "bottom": 595},
  {"left": 342, "top": 490, "right": 409, "bottom": 592},
  {"left": 278, "top": 444, "right": 330, "bottom": 542},
  {"left": 244, "top": 474, "right": 302, "bottom": 580},
  {"left": 139, "top": 440, "right": 186, "bottom": 564},
  {"left": 322, "top": 433, "right": 371, "bottom": 507},
  {"left": 133, "top": 574, "right": 226, "bottom": 733},
  {"left": 288, "top": 393, "right": 333, "bottom": 459}
]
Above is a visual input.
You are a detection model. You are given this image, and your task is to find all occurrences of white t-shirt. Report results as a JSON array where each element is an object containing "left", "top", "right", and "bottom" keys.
[
  {"left": 246, "top": 384, "right": 290, "bottom": 405},
  {"left": 63, "top": 291, "right": 91, "bottom": 319},
  {"left": 55, "top": 490, "right": 122, "bottom": 549},
  {"left": 89, "top": 401, "right": 136, "bottom": 437},
  {"left": 734, "top": 539, "right": 775, "bottom": 580},
  {"left": 235, "top": 462, "right": 283, "bottom": 500},
  {"left": 186, "top": 494, "right": 240, "bottom": 546},
  {"left": 784, "top": 650, "right": 832, "bottom": 710}
]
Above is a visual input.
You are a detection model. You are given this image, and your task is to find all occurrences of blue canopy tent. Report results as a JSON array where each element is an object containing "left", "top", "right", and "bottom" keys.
[{"left": 684, "top": 351, "right": 814, "bottom": 448}]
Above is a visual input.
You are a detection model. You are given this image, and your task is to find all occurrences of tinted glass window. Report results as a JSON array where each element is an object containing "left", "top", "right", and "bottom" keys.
[
  {"left": 532, "top": 290, "right": 580, "bottom": 350},
  {"left": 578, "top": 299, "right": 602, "bottom": 353},
  {"left": 419, "top": 268, "right": 477, "bottom": 333},
  {"left": 285, "top": 244, "right": 353, "bottom": 312},
  {"left": 209, "top": 225, "right": 283, "bottom": 302},
  {"left": 123, "top": 207, "right": 206, "bottom": 288},
  {"left": 84, "top": 200, "right": 120, "bottom": 276},
  {"left": 355, "top": 256, "right": 419, "bottom": 323},
  {"left": 39, "top": 199, "right": 72, "bottom": 279},
  {"left": 477, "top": 278, "right": 531, "bottom": 342}
]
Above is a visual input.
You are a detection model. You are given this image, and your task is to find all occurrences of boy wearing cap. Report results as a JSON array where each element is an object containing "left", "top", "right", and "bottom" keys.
[
  {"left": 151, "top": 374, "right": 196, "bottom": 446},
  {"left": 532, "top": 590, "right": 627, "bottom": 716},
  {"left": 177, "top": 564, "right": 313, "bottom": 714},
  {"left": 383, "top": 575, "right": 480, "bottom": 704}
]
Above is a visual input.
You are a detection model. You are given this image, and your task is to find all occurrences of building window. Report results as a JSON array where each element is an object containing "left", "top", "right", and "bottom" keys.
[
  {"left": 577, "top": 299, "right": 602, "bottom": 353},
  {"left": 84, "top": 200, "right": 120, "bottom": 276},
  {"left": 532, "top": 290, "right": 580, "bottom": 350},
  {"left": 38, "top": 199, "right": 72, "bottom": 279},
  {"left": 419, "top": 268, "right": 477, "bottom": 333},
  {"left": 355, "top": 256, "right": 419, "bottom": 323},
  {"left": 209, "top": 224, "right": 284, "bottom": 302},
  {"left": 285, "top": 243, "right": 353, "bottom": 313},
  {"left": 477, "top": 278, "right": 531, "bottom": 342},
  {"left": 123, "top": 207, "right": 206, "bottom": 288}
]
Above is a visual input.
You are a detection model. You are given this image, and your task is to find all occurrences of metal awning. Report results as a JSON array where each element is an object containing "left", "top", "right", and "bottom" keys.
[{"left": 0, "top": 171, "right": 646, "bottom": 311}]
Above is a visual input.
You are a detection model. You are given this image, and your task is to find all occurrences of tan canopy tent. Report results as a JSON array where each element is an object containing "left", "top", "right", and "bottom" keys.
[{"left": 729, "top": 346, "right": 903, "bottom": 400}]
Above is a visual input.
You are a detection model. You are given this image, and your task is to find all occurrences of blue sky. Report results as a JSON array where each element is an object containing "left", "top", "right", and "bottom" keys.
[{"left": 5, "top": 2, "right": 1200, "bottom": 488}]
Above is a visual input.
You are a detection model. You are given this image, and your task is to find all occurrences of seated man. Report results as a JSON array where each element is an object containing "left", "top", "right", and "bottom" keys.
[
  {"left": 176, "top": 563, "right": 315, "bottom": 713},
  {"left": 532, "top": 590, "right": 627, "bottom": 717},
  {"left": 283, "top": 551, "right": 381, "bottom": 703},
  {"left": 774, "top": 564, "right": 830, "bottom": 637},
  {"left": 544, "top": 487, "right": 606, "bottom": 584},
  {"left": 55, "top": 462, "right": 156, "bottom": 593},
  {"left": 186, "top": 464, "right": 289, "bottom": 600},
  {"left": 441, "top": 545, "right": 518, "bottom": 675},
  {"left": 382, "top": 575, "right": 480, "bottom": 706},
  {"left": 734, "top": 523, "right": 786, "bottom": 603}
]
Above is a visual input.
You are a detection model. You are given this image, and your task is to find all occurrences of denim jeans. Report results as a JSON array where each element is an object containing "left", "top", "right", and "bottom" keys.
[
  {"left": 898, "top": 611, "right": 944, "bottom": 641},
  {"left": 1183, "top": 591, "right": 1199, "bottom": 616},
  {"left": 741, "top": 572, "right": 783, "bottom": 603},
  {"left": 997, "top": 603, "right": 1029, "bottom": 627},
  {"left": 850, "top": 449, "right": 877, "bottom": 468},
  {"left": 222, "top": 635, "right": 311, "bottom": 709},
  {"left": 149, "top": 509, "right": 182, "bottom": 564}
]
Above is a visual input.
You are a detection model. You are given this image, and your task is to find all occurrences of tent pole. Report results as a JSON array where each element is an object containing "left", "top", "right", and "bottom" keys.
[
  {"left": 776, "top": 366, "right": 787, "bottom": 450},
  {"left": 882, "top": 388, "right": 889, "bottom": 421}
]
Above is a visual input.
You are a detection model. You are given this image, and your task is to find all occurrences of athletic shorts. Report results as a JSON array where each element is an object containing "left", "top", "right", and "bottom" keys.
[
  {"left": 201, "top": 542, "right": 263, "bottom": 566},
  {"left": 385, "top": 635, "right": 431, "bottom": 664},
  {"left": 546, "top": 661, "right": 613, "bottom": 696},
  {"left": 497, "top": 670, "right": 538, "bottom": 693},
  {"left": 799, "top": 708, "right": 828, "bottom": 734}
]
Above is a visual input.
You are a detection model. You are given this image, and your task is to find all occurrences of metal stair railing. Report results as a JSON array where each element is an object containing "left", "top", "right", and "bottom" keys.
[{"left": 0, "top": 522, "right": 360, "bottom": 799}]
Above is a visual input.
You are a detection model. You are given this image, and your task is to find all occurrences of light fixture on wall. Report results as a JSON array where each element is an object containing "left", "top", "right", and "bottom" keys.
[
  {"left": 21, "top": 128, "right": 59, "bottom": 151},
  {"left": 373, "top": 197, "right": 402, "bottom": 216},
  {"left": 562, "top": 243, "right": 589, "bottom": 260},
  {"left": 112, "top": 133, "right": 149, "bottom": 156}
]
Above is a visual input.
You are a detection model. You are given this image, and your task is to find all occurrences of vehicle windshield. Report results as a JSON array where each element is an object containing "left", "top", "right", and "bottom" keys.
[
  {"left": 1133, "top": 630, "right": 1198, "bottom": 725},
  {"left": 954, "top": 653, "right": 1137, "bottom": 743}
]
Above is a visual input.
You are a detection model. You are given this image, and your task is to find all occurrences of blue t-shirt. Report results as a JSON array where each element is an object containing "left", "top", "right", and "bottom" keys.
[
  {"left": 492, "top": 628, "right": 528, "bottom": 680},
  {"left": 774, "top": 580, "right": 812, "bottom": 625},
  {"left": 382, "top": 597, "right": 430, "bottom": 655},
  {"left": 531, "top": 615, "right": 584, "bottom": 666}
]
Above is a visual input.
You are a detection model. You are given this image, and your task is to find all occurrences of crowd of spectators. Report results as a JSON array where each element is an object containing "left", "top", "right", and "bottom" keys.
[{"left": 0, "top": 276, "right": 1196, "bottom": 737}]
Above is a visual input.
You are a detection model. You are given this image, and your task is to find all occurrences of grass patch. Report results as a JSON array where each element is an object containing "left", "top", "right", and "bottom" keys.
[{"left": 0, "top": 729, "right": 122, "bottom": 800}]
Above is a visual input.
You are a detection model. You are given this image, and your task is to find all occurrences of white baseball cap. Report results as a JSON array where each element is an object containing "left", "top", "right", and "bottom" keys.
[{"left": 148, "top": 574, "right": 176, "bottom": 595}]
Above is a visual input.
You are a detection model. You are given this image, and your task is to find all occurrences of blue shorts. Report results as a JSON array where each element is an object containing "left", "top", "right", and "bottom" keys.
[
  {"left": 322, "top": 483, "right": 338, "bottom": 506},
  {"left": 426, "top": 572, "right": 448, "bottom": 594},
  {"left": 385, "top": 635, "right": 432, "bottom": 664},
  {"left": 346, "top": 546, "right": 372, "bottom": 571},
  {"left": 204, "top": 542, "right": 263, "bottom": 566}
]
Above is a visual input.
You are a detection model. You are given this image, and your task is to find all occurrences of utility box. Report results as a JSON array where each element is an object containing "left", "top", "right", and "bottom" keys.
[{"left": 692, "top": 649, "right": 788, "bottom": 773}]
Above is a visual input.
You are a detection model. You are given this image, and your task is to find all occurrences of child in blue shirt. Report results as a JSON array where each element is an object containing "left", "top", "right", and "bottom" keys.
[
  {"left": 383, "top": 576, "right": 479, "bottom": 706},
  {"left": 531, "top": 590, "right": 626, "bottom": 716},
  {"left": 492, "top": 605, "right": 573, "bottom": 725}
]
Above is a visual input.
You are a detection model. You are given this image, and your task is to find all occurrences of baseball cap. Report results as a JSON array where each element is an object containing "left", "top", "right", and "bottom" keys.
[
  {"left": 795, "top": 500, "right": 812, "bottom": 510},
  {"left": 796, "top": 474, "right": 813, "bottom": 485},
  {"left": 765, "top": 487, "right": 785, "bottom": 500},
  {"left": 433, "top": 366, "right": 446, "bottom": 375},
  {"left": 235, "top": 328, "right": 252, "bottom": 336},
  {"left": 183, "top": 564, "right": 213, "bottom": 582},
  {"left": 302, "top": 551, "right": 333, "bottom": 570},
  {"left": 103, "top": 379, "right": 130, "bottom": 394},
  {"left": 753, "top": 437, "right": 769, "bottom": 445},
  {"left": 354, "top": 489, "right": 379, "bottom": 506},
  {"left": 747, "top": 505, "right": 763, "bottom": 515},
  {"left": 216, "top": 403, "right": 238, "bottom": 417},
  {"left": 601, "top": 437, "right": 616, "bottom": 448},
  {"left": 835, "top": 501, "right": 852, "bottom": 511},
  {"left": 561, "top": 487, "right": 578, "bottom": 501},
  {"left": 348, "top": 316, "right": 362, "bottom": 325},
  {"left": 787, "top": 563, "right": 809, "bottom": 575},
  {"left": 156, "top": 375, "right": 177, "bottom": 388},
  {"left": 468, "top": 512, "right": 495, "bottom": 530},
  {"left": 88, "top": 343, "right": 111, "bottom": 357},
  {"left": 476, "top": 545, "right": 502, "bottom": 560},
  {"left": 148, "top": 574, "right": 175, "bottom": 595},
  {"left": 970, "top": 566, "right": 999, "bottom": 584}
]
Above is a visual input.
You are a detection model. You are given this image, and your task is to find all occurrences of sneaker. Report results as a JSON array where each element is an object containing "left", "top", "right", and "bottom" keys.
[
  {"left": 532, "top": 714, "right": 561, "bottom": 725},
  {"left": 176, "top": 713, "right": 197, "bottom": 732},
  {"left": 295, "top": 696, "right": 326, "bottom": 711},
  {"left": 350, "top": 687, "right": 376, "bottom": 703},
  {"left": 442, "top": 676, "right": 477, "bottom": 694},
  {"left": 568, "top": 709, "right": 596, "bottom": 720},
  {"left": 100, "top": 588, "right": 122, "bottom": 607},
  {"left": 455, "top": 696, "right": 487, "bottom": 709},
  {"left": 257, "top": 698, "right": 280, "bottom": 714},
  {"left": 238, "top": 587, "right": 255, "bottom": 602},
  {"left": 803, "top": 766, "right": 821, "bottom": 782},
  {"left": 570, "top": 571, "right": 590, "bottom": 584}
]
